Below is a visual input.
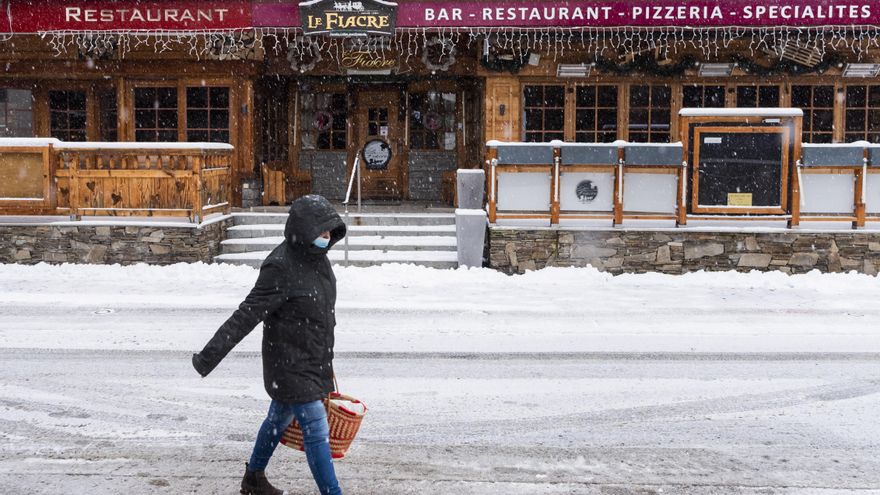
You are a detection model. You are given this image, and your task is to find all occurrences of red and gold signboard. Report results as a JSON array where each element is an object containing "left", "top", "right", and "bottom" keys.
[{"left": 3, "top": 0, "right": 880, "bottom": 33}]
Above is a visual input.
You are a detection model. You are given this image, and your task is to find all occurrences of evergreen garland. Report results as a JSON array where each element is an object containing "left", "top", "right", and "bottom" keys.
[
  {"left": 593, "top": 55, "right": 698, "bottom": 76},
  {"left": 480, "top": 53, "right": 527, "bottom": 74},
  {"left": 730, "top": 53, "right": 844, "bottom": 76}
]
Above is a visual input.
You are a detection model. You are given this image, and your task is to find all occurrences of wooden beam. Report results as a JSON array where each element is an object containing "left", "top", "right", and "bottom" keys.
[
  {"left": 550, "top": 146, "right": 560, "bottom": 225},
  {"left": 486, "top": 146, "right": 498, "bottom": 223},
  {"left": 612, "top": 146, "right": 624, "bottom": 226}
]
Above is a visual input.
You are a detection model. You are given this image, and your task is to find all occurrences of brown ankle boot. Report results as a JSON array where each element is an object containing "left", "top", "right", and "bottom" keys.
[{"left": 240, "top": 462, "right": 285, "bottom": 495}]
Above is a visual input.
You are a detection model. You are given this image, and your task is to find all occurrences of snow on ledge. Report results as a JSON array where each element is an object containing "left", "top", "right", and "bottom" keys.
[
  {"left": 55, "top": 142, "right": 234, "bottom": 150},
  {"left": 455, "top": 208, "right": 488, "bottom": 216},
  {"left": 0, "top": 138, "right": 233, "bottom": 150},
  {"left": 0, "top": 137, "right": 62, "bottom": 147},
  {"left": 802, "top": 141, "right": 870, "bottom": 148},
  {"left": 457, "top": 169, "right": 485, "bottom": 174},
  {"left": 486, "top": 140, "right": 556, "bottom": 148},
  {"left": 679, "top": 107, "right": 803, "bottom": 117}
]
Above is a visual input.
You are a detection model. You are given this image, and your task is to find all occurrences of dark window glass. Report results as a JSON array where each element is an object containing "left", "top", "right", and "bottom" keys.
[
  {"left": 134, "top": 87, "right": 177, "bottom": 142},
  {"left": 300, "top": 92, "right": 348, "bottom": 151},
  {"left": 522, "top": 85, "right": 565, "bottom": 143},
  {"left": 408, "top": 92, "right": 456, "bottom": 150},
  {"left": 186, "top": 87, "right": 229, "bottom": 143},
  {"left": 575, "top": 85, "right": 618, "bottom": 143},
  {"left": 98, "top": 90, "right": 117, "bottom": 141},
  {"left": 792, "top": 85, "right": 834, "bottom": 143},
  {"left": 629, "top": 85, "right": 670, "bottom": 143},
  {"left": 845, "top": 85, "right": 880, "bottom": 143},
  {"left": 48, "top": 90, "right": 87, "bottom": 141},
  {"left": 683, "top": 85, "right": 724, "bottom": 108}
]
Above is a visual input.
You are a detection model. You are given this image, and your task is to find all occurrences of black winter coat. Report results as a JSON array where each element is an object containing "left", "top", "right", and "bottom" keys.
[{"left": 193, "top": 195, "right": 347, "bottom": 404}]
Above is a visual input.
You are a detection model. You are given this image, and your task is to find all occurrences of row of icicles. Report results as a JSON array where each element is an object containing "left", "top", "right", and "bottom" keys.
[{"left": 30, "top": 25, "right": 880, "bottom": 63}]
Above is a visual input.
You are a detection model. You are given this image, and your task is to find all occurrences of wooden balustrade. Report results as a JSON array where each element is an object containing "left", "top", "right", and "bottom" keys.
[
  {"left": 486, "top": 139, "right": 878, "bottom": 229},
  {"left": 0, "top": 140, "right": 232, "bottom": 222}
]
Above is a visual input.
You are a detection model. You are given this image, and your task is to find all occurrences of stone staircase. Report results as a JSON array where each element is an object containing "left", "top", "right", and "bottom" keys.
[{"left": 213, "top": 212, "right": 459, "bottom": 269}]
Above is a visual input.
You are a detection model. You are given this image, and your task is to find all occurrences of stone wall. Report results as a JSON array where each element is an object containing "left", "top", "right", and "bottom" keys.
[
  {"left": 0, "top": 218, "right": 231, "bottom": 265},
  {"left": 301, "top": 151, "right": 348, "bottom": 200},
  {"left": 409, "top": 151, "right": 456, "bottom": 201},
  {"left": 490, "top": 228, "right": 880, "bottom": 275}
]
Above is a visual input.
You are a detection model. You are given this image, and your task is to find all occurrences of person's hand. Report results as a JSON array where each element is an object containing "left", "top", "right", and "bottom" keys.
[{"left": 192, "top": 353, "right": 211, "bottom": 377}]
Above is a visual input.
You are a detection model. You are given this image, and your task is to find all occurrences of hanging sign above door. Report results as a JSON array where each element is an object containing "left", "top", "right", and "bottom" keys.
[{"left": 300, "top": 0, "right": 397, "bottom": 37}]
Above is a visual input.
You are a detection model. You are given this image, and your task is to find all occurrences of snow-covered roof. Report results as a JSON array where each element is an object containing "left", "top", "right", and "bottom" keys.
[{"left": 679, "top": 108, "right": 803, "bottom": 117}]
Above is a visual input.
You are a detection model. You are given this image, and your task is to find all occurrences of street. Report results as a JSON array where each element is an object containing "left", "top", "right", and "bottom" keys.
[{"left": 2, "top": 349, "right": 878, "bottom": 494}]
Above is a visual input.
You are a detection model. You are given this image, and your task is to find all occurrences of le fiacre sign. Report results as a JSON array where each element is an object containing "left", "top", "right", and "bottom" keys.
[
  {"left": 3, "top": 0, "right": 880, "bottom": 33},
  {"left": 300, "top": 0, "right": 396, "bottom": 37}
]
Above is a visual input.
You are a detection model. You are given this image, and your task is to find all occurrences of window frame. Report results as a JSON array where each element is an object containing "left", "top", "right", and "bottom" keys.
[
  {"left": 0, "top": 86, "right": 35, "bottom": 138},
  {"left": 407, "top": 90, "right": 458, "bottom": 151},
  {"left": 627, "top": 83, "right": 672, "bottom": 143},
  {"left": 844, "top": 84, "right": 880, "bottom": 144},
  {"left": 126, "top": 79, "right": 235, "bottom": 144}
]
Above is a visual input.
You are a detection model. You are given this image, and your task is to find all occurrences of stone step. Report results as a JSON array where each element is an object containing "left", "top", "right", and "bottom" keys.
[
  {"left": 214, "top": 249, "right": 459, "bottom": 269},
  {"left": 225, "top": 224, "right": 457, "bottom": 239},
  {"left": 220, "top": 235, "right": 457, "bottom": 254},
  {"left": 230, "top": 212, "right": 455, "bottom": 226}
]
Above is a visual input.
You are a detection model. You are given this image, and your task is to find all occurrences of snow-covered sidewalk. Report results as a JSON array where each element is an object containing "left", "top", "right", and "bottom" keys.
[{"left": 1, "top": 263, "right": 878, "bottom": 354}]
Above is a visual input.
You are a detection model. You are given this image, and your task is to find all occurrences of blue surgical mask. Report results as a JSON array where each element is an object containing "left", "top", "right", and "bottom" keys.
[{"left": 312, "top": 236, "right": 330, "bottom": 249}]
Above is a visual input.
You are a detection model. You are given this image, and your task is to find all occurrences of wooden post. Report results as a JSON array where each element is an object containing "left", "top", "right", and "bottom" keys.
[
  {"left": 854, "top": 150, "right": 867, "bottom": 229},
  {"left": 789, "top": 159, "right": 801, "bottom": 228},
  {"left": 550, "top": 145, "right": 561, "bottom": 225},
  {"left": 486, "top": 146, "right": 498, "bottom": 223},
  {"left": 68, "top": 151, "right": 80, "bottom": 220},
  {"left": 46, "top": 144, "right": 57, "bottom": 213},
  {"left": 612, "top": 146, "right": 624, "bottom": 226},
  {"left": 676, "top": 159, "right": 688, "bottom": 226},
  {"left": 191, "top": 154, "right": 203, "bottom": 223},
  {"left": 789, "top": 115, "right": 803, "bottom": 228}
]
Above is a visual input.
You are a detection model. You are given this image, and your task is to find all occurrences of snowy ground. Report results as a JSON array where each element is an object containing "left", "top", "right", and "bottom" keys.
[{"left": 1, "top": 263, "right": 879, "bottom": 494}]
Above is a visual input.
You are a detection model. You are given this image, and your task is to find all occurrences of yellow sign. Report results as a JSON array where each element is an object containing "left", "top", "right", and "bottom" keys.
[{"left": 727, "top": 193, "right": 753, "bottom": 207}]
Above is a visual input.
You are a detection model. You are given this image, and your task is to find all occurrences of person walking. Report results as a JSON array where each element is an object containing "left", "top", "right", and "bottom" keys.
[{"left": 192, "top": 194, "right": 346, "bottom": 495}]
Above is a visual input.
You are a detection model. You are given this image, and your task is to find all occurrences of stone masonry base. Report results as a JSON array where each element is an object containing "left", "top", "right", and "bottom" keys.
[
  {"left": 490, "top": 228, "right": 880, "bottom": 275},
  {"left": 0, "top": 218, "right": 232, "bottom": 265}
]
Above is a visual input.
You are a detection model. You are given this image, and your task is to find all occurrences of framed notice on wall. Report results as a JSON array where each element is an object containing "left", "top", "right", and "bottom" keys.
[{"left": 692, "top": 127, "right": 789, "bottom": 214}]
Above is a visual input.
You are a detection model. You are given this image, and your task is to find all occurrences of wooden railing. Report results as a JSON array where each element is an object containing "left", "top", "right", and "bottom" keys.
[
  {"left": 0, "top": 139, "right": 232, "bottom": 222},
  {"left": 486, "top": 140, "right": 681, "bottom": 226},
  {"left": 486, "top": 140, "right": 880, "bottom": 229}
]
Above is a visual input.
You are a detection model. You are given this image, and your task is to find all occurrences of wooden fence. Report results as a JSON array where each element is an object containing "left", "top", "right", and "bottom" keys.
[
  {"left": 486, "top": 140, "right": 880, "bottom": 229},
  {"left": 0, "top": 139, "right": 233, "bottom": 222}
]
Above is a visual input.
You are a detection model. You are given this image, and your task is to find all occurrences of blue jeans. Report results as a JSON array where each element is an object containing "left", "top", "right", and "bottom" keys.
[{"left": 248, "top": 399, "right": 342, "bottom": 495}]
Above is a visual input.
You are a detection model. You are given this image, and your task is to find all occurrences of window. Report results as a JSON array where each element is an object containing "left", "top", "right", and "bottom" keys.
[
  {"left": 523, "top": 84, "right": 564, "bottom": 142},
  {"left": 186, "top": 87, "right": 229, "bottom": 143},
  {"left": 792, "top": 85, "right": 833, "bottom": 143},
  {"left": 575, "top": 85, "right": 618, "bottom": 143},
  {"left": 628, "top": 85, "right": 671, "bottom": 143},
  {"left": 409, "top": 91, "right": 456, "bottom": 150},
  {"left": 845, "top": 85, "right": 880, "bottom": 143},
  {"left": 134, "top": 87, "right": 178, "bottom": 142},
  {"left": 98, "top": 90, "right": 118, "bottom": 142},
  {"left": 0, "top": 88, "right": 34, "bottom": 137},
  {"left": 683, "top": 85, "right": 725, "bottom": 108},
  {"left": 49, "top": 90, "right": 87, "bottom": 141},
  {"left": 300, "top": 93, "right": 347, "bottom": 151},
  {"left": 736, "top": 85, "right": 780, "bottom": 107}
]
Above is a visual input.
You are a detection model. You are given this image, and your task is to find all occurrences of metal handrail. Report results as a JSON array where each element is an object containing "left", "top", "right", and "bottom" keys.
[{"left": 342, "top": 154, "right": 362, "bottom": 267}]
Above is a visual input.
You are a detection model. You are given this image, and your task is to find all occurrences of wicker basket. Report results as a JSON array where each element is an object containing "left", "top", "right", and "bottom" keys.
[{"left": 280, "top": 391, "right": 367, "bottom": 459}]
